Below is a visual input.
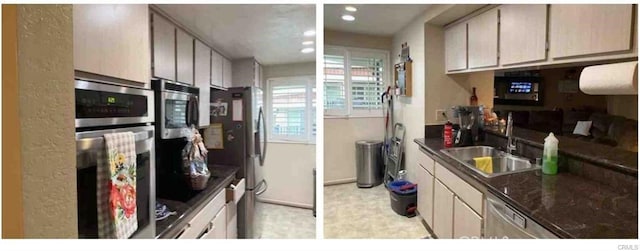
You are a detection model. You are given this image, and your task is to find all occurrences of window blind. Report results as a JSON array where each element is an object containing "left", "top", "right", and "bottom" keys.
[
  {"left": 323, "top": 54, "right": 347, "bottom": 112},
  {"left": 270, "top": 82, "right": 307, "bottom": 138},
  {"left": 350, "top": 56, "right": 384, "bottom": 111}
]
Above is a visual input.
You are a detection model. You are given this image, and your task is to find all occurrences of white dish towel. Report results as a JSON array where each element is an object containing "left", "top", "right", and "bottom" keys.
[{"left": 97, "top": 132, "right": 138, "bottom": 239}]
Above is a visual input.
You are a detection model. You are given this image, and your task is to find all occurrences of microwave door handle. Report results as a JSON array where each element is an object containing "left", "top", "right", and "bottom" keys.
[{"left": 193, "top": 95, "right": 199, "bottom": 126}]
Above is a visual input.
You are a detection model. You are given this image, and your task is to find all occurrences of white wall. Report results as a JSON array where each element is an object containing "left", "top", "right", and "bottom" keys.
[
  {"left": 259, "top": 62, "right": 316, "bottom": 208},
  {"left": 390, "top": 12, "right": 428, "bottom": 184},
  {"left": 323, "top": 117, "right": 385, "bottom": 184}
]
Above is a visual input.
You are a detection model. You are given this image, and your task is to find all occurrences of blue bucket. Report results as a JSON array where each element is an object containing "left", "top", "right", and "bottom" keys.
[{"left": 388, "top": 180, "right": 417, "bottom": 194}]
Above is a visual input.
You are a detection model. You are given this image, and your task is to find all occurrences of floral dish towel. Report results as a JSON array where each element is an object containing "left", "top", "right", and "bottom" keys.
[{"left": 97, "top": 132, "right": 138, "bottom": 239}]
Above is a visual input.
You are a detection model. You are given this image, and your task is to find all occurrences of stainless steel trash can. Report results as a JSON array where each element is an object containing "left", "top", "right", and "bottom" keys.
[{"left": 355, "top": 140, "right": 384, "bottom": 188}]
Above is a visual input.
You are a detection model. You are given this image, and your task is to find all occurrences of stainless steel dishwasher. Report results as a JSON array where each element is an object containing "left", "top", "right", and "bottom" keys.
[{"left": 485, "top": 193, "right": 559, "bottom": 239}]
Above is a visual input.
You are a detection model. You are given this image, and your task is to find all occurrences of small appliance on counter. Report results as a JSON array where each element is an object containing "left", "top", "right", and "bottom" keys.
[{"left": 451, "top": 106, "right": 484, "bottom": 147}]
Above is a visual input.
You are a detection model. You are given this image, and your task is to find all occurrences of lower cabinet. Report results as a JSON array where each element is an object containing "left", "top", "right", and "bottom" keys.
[
  {"left": 202, "top": 205, "right": 227, "bottom": 239},
  {"left": 453, "top": 196, "right": 483, "bottom": 238},
  {"left": 416, "top": 164, "right": 434, "bottom": 227},
  {"left": 433, "top": 179, "right": 454, "bottom": 239}
]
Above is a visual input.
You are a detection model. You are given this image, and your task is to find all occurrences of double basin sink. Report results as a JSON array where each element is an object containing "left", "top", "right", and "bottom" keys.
[{"left": 440, "top": 146, "right": 540, "bottom": 178}]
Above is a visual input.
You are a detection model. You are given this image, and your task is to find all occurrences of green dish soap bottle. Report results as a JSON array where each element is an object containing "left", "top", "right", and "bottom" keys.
[{"left": 542, "top": 132, "right": 559, "bottom": 175}]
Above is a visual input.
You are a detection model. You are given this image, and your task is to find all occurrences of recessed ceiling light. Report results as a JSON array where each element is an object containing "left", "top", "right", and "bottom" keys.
[
  {"left": 302, "top": 41, "right": 314, "bottom": 45},
  {"left": 303, "top": 30, "right": 315, "bottom": 36},
  {"left": 301, "top": 48, "right": 315, "bottom": 54},
  {"left": 345, "top": 6, "right": 357, "bottom": 12},
  {"left": 342, "top": 15, "right": 355, "bottom": 22}
]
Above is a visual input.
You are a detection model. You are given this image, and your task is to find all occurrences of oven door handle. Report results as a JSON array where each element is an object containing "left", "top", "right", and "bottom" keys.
[{"left": 76, "top": 130, "right": 154, "bottom": 153}]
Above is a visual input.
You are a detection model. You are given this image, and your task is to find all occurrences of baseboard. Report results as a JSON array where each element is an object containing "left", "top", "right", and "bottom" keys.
[
  {"left": 257, "top": 198, "right": 313, "bottom": 210},
  {"left": 323, "top": 178, "right": 356, "bottom": 186}
]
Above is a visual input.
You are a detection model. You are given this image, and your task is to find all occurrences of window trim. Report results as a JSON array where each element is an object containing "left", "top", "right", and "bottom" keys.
[
  {"left": 324, "top": 46, "right": 390, "bottom": 118},
  {"left": 266, "top": 75, "right": 316, "bottom": 144}
]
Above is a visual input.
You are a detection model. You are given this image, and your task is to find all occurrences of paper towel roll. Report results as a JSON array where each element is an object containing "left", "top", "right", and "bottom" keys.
[{"left": 579, "top": 61, "right": 638, "bottom": 95}]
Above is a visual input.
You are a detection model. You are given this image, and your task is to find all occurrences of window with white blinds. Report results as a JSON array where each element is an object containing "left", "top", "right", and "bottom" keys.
[
  {"left": 267, "top": 76, "right": 315, "bottom": 143},
  {"left": 324, "top": 46, "right": 388, "bottom": 117}
]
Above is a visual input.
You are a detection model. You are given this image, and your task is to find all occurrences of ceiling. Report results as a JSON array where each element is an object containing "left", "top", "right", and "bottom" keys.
[
  {"left": 156, "top": 4, "right": 316, "bottom": 65},
  {"left": 324, "top": 4, "right": 430, "bottom": 36}
]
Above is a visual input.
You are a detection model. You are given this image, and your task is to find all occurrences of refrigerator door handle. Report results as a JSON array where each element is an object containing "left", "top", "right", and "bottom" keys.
[
  {"left": 255, "top": 179, "right": 268, "bottom": 196},
  {"left": 257, "top": 106, "right": 267, "bottom": 166}
]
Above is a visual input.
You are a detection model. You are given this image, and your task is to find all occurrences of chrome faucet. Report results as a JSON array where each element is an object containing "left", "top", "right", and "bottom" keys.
[{"left": 506, "top": 112, "right": 517, "bottom": 154}]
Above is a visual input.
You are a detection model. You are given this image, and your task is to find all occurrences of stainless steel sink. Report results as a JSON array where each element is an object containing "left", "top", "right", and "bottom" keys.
[{"left": 440, "top": 146, "right": 540, "bottom": 178}]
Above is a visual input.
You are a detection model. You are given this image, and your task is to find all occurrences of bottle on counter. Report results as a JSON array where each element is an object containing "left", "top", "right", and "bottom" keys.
[
  {"left": 470, "top": 87, "right": 478, "bottom": 106},
  {"left": 542, "top": 132, "right": 559, "bottom": 175},
  {"left": 444, "top": 120, "right": 453, "bottom": 148}
]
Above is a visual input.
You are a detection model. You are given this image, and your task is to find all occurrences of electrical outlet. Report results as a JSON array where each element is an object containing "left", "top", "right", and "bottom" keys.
[{"left": 436, "top": 109, "right": 447, "bottom": 122}]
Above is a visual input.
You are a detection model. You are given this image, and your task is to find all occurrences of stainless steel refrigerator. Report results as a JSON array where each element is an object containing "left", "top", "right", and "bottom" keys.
[{"left": 209, "top": 86, "right": 267, "bottom": 239}]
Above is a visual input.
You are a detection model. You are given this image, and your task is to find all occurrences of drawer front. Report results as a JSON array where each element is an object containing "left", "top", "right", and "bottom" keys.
[
  {"left": 206, "top": 205, "right": 227, "bottom": 239},
  {"left": 179, "top": 189, "right": 226, "bottom": 239},
  {"left": 417, "top": 148, "right": 435, "bottom": 175},
  {"left": 226, "top": 178, "right": 246, "bottom": 204},
  {"left": 435, "top": 162, "right": 483, "bottom": 215}
]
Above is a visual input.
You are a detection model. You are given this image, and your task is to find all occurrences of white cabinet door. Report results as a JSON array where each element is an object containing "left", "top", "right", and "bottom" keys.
[
  {"left": 453, "top": 196, "right": 483, "bottom": 239},
  {"left": 499, "top": 5, "right": 548, "bottom": 65},
  {"left": 550, "top": 4, "right": 633, "bottom": 58},
  {"left": 151, "top": 13, "right": 175, "bottom": 81},
  {"left": 73, "top": 4, "right": 150, "bottom": 84},
  {"left": 194, "top": 40, "right": 211, "bottom": 127},
  {"left": 204, "top": 206, "right": 227, "bottom": 239},
  {"left": 176, "top": 29, "right": 194, "bottom": 85},
  {"left": 433, "top": 179, "right": 454, "bottom": 239},
  {"left": 416, "top": 164, "right": 435, "bottom": 228},
  {"left": 211, "top": 51, "right": 224, "bottom": 87},
  {"left": 468, "top": 8, "right": 499, "bottom": 68},
  {"left": 222, "top": 58, "right": 233, "bottom": 88},
  {"left": 445, "top": 22, "right": 467, "bottom": 72}
]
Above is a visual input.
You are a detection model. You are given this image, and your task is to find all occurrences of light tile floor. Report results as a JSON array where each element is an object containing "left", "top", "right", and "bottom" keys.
[
  {"left": 324, "top": 183, "right": 429, "bottom": 239},
  {"left": 257, "top": 202, "right": 316, "bottom": 239}
]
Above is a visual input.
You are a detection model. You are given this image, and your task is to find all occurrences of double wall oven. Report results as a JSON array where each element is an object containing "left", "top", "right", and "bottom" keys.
[{"left": 75, "top": 79, "right": 156, "bottom": 238}]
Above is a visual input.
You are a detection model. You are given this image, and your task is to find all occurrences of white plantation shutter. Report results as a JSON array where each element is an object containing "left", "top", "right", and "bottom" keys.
[
  {"left": 350, "top": 53, "right": 384, "bottom": 113},
  {"left": 324, "top": 46, "right": 388, "bottom": 118},
  {"left": 323, "top": 53, "right": 347, "bottom": 115},
  {"left": 268, "top": 76, "right": 315, "bottom": 143}
]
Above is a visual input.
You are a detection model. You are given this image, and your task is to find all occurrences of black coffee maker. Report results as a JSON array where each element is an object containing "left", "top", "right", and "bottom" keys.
[{"left": 453, "top": 106, "right": 482, "bottom": 147}]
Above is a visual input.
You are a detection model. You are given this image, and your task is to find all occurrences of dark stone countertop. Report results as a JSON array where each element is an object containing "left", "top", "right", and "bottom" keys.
[
  {"left": 485, "top": 127, "right": 637, "bottom": 175},
  {"left": 155, "top": 164, "right": 238, "bottom": 239},
  {"left": 414, "top": 138, "right": 638, "bottom": 239}
]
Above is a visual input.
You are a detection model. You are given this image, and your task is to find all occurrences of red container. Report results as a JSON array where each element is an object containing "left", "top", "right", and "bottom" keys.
[{"left": 444, "top": 122, "right": 453, "bottom": 148}]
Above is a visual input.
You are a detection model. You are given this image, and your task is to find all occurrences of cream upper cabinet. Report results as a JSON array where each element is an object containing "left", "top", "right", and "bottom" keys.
[
  {"left": 176, "top": 29, "right": 194, "bottom": 85},
  {"left": 467, "top": 8, "right": 499, "bottom": 69},
  {"left": 453, "top": 196, "right": 483, "bottom": 239},
  {"left": 223, "top": 57, "right": 233, "bottom": 88},
  {"left": 74, "top": 4, "right": 150, "bottom": 84},
  {"left": 416, "top": 164, "right": 435, "bottom": 228},
  {"left": 194, "top": 40, "right": 211, "bottom": 128},
  {"left": 211, "top": 51, "right": 224, "bottom": 87},
  {"left": 499, "top": 5, "right": 548, "bottom": 65},
  {"left": 550, "top": 4, "right": 633, "bottom": 59},
  {"left": 151, "top": 13, "right": 176, "bottom": 81},
  {"left": 433, "top": 179, "right": 454, "bottom": 239},
  {"left": 445, "top": 22, "right": 468, "bottom": 72}
]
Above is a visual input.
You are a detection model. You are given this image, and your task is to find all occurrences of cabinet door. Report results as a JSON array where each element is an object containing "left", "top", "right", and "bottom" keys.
[
  {"left": 416, "top": 165, "right": 435, "bottom": 228},
  {"left": 211, "top": 51, "right": 224, "bottom": 87},
  {"left": 453, "top": 196, "right": 482, "bottom": 239},
  {"left": 194, "top": 40, "right": 211, "bottom": 127},
  {"left": 445, "top": 22, "right": 467, "bottom": 72},
  {"left": 500, "top": 5, "right": 548, "bottom": 65},
  {"left": 74, "top": 5, "right": 150, "bottom": 84},
  {"left": 550, "top": 4, "right": 633, "bottom": 58},
  {"left": 223, "top": 58, "right": 233, "bottom": 88},
  {"left": 176, "top": 29, "right": 194, "bottom": 85},
  {"left": 468, "top": 8, "right": 499, "bottom": 68},
  {"left": 204, "top": 206, "right": 227, "bottom": 239},
  {"left": 433, "top": 179, "right": 454, "bottom": 239},
  {"left": 152, "top": 13, "right": 176, "bottom": 81}
]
